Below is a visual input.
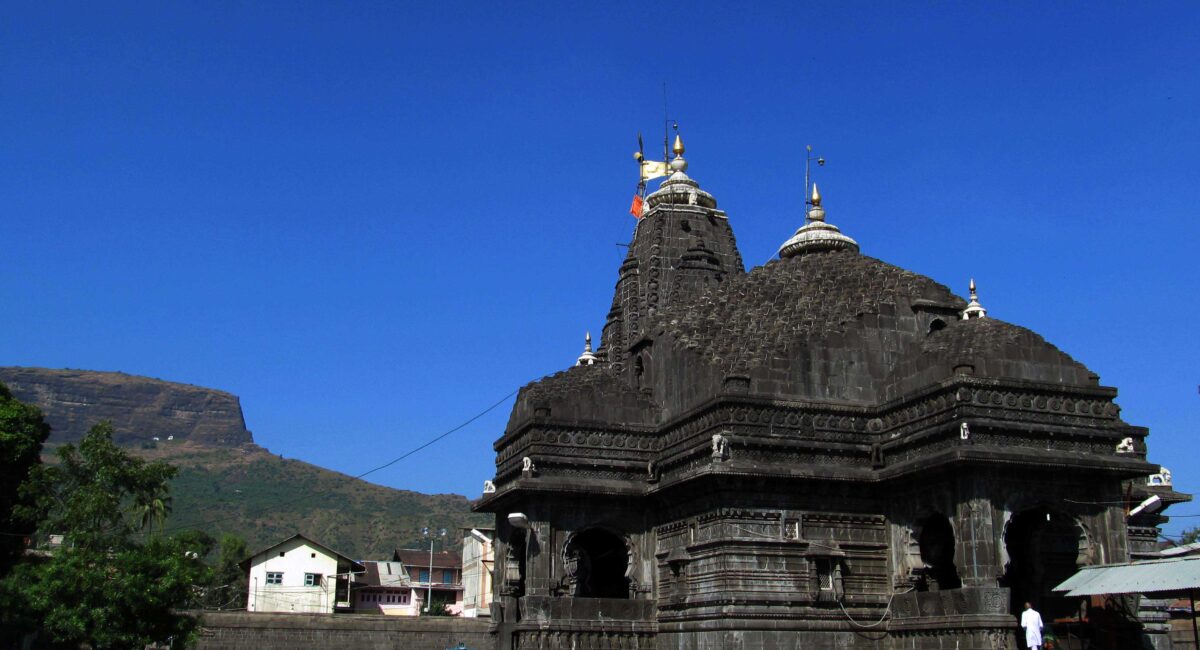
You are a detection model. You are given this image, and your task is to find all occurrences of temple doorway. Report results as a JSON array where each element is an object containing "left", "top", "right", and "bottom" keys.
[
  {"left": 1003, "top": 507, "right": 1085, "bottom": 620},
  {"left": 566, "top": 529, "right": 630, "bottom": 599},
  {"left": 917, "top": 513, "right": 961, "bottom": 591}
]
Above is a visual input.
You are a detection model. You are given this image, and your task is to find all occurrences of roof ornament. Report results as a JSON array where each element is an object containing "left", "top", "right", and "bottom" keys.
[
  {"left": 642, "top": 123, "right": 718, "bottom": 211},
  {"left": 576, "top": 331, "right": 599, "bottom": 366},
  {"left": 804, "top": 144, "right": 825, "bottom": 213},
  {"left": 778, "top": 181, "right": 860, "bottom": 258},
  {"left": 961, "top": 278, "right": 988, "bottom": 320},
  {"left": 669, "top": 130, "right": 688, "bottom": 175}
]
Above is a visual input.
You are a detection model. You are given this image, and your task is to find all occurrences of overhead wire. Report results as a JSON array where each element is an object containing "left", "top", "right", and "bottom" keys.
[{"left": 148, "top": 388, "right": 519, "bottom": 537}]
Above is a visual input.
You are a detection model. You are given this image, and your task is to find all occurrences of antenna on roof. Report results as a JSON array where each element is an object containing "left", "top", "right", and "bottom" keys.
[
  {"left": 804, "top": 145, "right": 826, "bottom": 211},
  {"left": 662, "top": 82, "right": 670, "bottom": 163}
]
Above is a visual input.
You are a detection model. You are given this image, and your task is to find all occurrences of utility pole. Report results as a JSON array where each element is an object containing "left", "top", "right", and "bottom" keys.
[{"left": 422, "top": 527, "right": 446, "bottom": 614}]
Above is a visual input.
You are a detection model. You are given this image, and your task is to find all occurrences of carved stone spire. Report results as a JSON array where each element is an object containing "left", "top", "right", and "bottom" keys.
[
  {"left": 778, "top": 183, "right": 859, "bottom": 258},
  {"left": 599, "top": 128, "right": 745, "bottom": 371},
  {"left": 961, "top": 278, "right": 988, "bottom": 320}
]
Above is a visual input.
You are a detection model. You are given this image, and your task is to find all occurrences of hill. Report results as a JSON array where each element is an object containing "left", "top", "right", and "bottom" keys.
[
  {"left": 0, "top": 367, "right": 252, "bottom": 447},
  {"left": 2, "top": 367, "right": 489, "bottom": 560},
  {"left": 137, "top": 441, "right": 488, "bottom": 559}
]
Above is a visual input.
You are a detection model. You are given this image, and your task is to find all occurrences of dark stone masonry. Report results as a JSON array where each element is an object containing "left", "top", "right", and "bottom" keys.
[
  {"left": 193, "top": 612, "right": 490, "bottom": 650},
  {"left": 475, "top": 141, "right": 1189, "bottom": 649}
]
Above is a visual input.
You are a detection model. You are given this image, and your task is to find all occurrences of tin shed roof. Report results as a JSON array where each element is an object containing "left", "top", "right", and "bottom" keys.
[{"left": 1054, "top": 556, "right": 1200, "bottom": 596}]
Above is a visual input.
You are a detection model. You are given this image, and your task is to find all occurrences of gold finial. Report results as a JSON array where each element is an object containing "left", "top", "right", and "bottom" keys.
[
  {"left": 673, "top": 133, "right": 685, "bottom": 156},
  {"left": 810, "top": 183, "right": 822, "bottom": 207},
  {"left": 969, "top": 278, "right": 977, "bottom": 298}
]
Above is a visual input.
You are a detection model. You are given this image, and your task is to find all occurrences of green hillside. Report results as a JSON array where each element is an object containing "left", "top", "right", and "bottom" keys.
[
  {"left": 130, "top": 442, "right": 489, "bottom": 560},
  {"left": 5, "top": 369, "right": 491, "bottom": 560}
]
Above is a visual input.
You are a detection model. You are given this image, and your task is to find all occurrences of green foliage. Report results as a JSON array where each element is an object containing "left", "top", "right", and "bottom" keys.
[
  {"left": 2, "top": 422, "right": 210, "bottom": 649},
  {"left": 1181, "top": 527, "right": 1200, "bottom": 545},
  {"left": 14, "top": 535, "right": 212, "bottom": 648},
  {"left": 202, "top": 533, "right": 249, "bottom": 610},
  {"left": 159, "top": 445, "right": 489, "bottom": 559},
  {"left": 0, "top": 381, "right": 51, "bottom": 575},
  {"left": 423, "top": 593, "right": 456, "bottom": 616},
  {"left": 30, "top": 422, "right": 177, "bottom": 551}
]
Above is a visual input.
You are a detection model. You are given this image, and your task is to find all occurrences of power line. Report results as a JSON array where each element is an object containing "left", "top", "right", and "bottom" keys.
[{"left": 150, "top": 388, "right": 519, "bottom": 537}]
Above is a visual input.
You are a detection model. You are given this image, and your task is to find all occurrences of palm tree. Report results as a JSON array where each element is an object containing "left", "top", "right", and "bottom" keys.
[{"left": 132, "top": 489, "right": 172, "bottom": 536}]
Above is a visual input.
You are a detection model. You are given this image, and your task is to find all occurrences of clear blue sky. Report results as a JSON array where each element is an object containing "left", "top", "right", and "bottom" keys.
[{"left": 3, "top": 3, "right": 1198, "bottom": 536}]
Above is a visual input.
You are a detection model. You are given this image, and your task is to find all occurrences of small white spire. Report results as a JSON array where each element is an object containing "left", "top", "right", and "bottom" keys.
[
  {"left": 778, "top": 183, "right": 858, "bottom": 258},
  {"left": 576, "top": 331, "right": 598, "bottom": 366},
  {"left": 962, "top": 278, "right": 988, "bottom": 320}
]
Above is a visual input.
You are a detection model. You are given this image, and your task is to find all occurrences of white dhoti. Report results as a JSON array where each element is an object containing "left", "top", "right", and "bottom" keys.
[{"left": 1020, "top": 608, "right": 1044, "bottom": 648}]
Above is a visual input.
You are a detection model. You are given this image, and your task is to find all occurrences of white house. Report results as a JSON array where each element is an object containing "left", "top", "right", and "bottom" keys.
[{"left": 241, "top": 533, "right": 363, "bottom": 614}]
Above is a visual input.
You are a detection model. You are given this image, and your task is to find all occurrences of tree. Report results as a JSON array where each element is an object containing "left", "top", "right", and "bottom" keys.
[
  {"left": 32, "top": 421, "right": 177, "bottom": 552},
  {"left": 2, "top": 422, "right": 212, "bottom": 648},
  {"left": 1182, "top": 527, "right": 1200, "bottom": 545},
  {"left": 202, "top": 533, "right": 249, "bottom": 610},
  {"left": 0, "top": 381, "right": 51, "bottom": 576}
]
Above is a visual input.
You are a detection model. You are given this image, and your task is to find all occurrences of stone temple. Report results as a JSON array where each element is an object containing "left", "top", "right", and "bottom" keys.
[{"left": 476, "top": 136, "right": 1187, "bottom": 649}]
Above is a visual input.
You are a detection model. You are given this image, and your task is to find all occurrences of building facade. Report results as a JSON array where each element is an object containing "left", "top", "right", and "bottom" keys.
[
  {"left": 394, "top": 548, "right": 466, "bottom": 614},
  {"left": 352, "top": 560, "right": 418, "bottom": 615},
  {"left": 462, "top": 528, "right": 496, "bottom": 618},
  {"left": 475, "top": 138, "right": 1186, "bottom": 649},
  {"left": 243, "top": 534, "right": 362, "bottom": 614}
]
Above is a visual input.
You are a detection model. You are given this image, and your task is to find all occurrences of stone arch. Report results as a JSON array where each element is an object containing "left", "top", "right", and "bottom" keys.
[
  {"left": 1001, "top": 505, "right": 1088, "bottom": 620},
  {"left": 915, "top": 512, "right": 961, "bottom": 591},
  {"left": 562, "top": 527, "right": 632, "bottom": 599}
]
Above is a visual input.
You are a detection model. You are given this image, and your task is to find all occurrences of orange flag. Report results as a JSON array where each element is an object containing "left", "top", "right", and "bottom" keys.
[{"left": 629, "top": 194, "right": 645, "bottom": 219}]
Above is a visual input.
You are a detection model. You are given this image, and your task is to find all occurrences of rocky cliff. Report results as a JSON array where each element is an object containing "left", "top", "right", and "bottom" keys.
[{"left": 0, "top": 367, "right": 253, "bottom": 447}]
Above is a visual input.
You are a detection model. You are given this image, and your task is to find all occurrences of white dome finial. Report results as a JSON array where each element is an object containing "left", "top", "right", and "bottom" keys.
[
  {"left": 576, "top": 331, "right": 598, "bottom": 366},
  {"left": 962, "top": 278, "right": 988, "bottom": 320},
  {"left": 778, "top": 183, "right": 858, "bottom": 258}
]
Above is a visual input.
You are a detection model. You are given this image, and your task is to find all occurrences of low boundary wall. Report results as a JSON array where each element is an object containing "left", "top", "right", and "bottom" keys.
[{"left": 194, "top": 611, "right": 491, "bottom": 650}]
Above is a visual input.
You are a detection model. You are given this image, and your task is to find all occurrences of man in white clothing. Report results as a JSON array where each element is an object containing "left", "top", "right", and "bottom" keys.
[{"left": 1020, "top": 601, "right": 1044, "bottom": 649}]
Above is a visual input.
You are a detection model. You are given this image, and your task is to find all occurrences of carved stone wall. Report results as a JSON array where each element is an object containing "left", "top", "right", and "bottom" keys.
[{"left": 477, "top": 167, "right": 1177, "bottom": 650}]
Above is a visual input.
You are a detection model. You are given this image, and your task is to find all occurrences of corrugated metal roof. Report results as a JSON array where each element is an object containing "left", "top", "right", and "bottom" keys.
[
  {"left": 355, "top": 560, "right": 412, "bottom": 587},
  {"left": 1054, "top": 556, "right": 1200, "bottom": 596},
  {"left": 1157, "top": 542, "right": 1200, "bottom": 558}
]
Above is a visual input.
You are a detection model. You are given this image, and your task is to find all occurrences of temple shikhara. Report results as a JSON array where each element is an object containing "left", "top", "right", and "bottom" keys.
[{"left": 476, "top": 133, "right": 1187, "bottom": 649}]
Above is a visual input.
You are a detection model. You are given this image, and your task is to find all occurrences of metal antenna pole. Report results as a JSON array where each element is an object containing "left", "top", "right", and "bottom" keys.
[
  {"left": 805, "top": 145, "right": 812, "bottom": 209},
  {"left": 803, "top": 146, "right": 825, "bottom": 210},
  {"left": 662, "top": 82, "right": 670, "bottom": 163}
]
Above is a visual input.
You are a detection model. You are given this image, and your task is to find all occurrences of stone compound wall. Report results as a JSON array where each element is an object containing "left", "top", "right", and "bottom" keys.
[{"left": 194, "top": 612, "right": 491, "bottom": 650}]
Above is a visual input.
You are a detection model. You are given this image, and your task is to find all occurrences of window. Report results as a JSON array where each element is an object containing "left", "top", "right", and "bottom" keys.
[
  {"left": 304, "top": 573, "right": 322, "bottom": 587},
  {"left": 419, "top": 569, "right": 429, "bottom": 582},
  {"left": 265, "top": 572, "right": 283, "bottom": 585},
  {"left": 400, "top": 592, "right": 409, "bottom": 604},
  {"left": 816, "top": 560, "right": 834, "bottom": 590},
  {"left": 442, "top": 569, "right": 454, "bottom": 584}
]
